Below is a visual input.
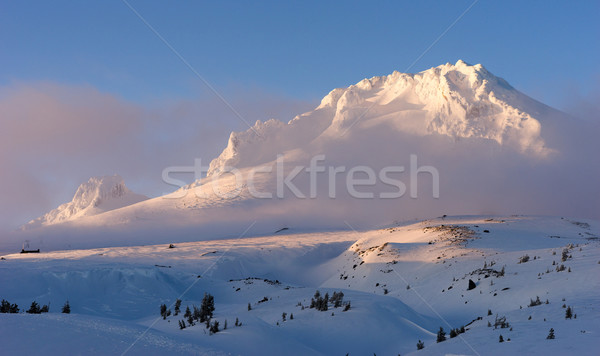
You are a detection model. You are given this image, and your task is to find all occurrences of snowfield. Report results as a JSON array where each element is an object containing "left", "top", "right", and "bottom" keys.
[
  {"left": 2, "top": 61, "right": 599, "bottom": 355},
  {"left": 1, "top": 215, "right": 599, "bottom": 355}
]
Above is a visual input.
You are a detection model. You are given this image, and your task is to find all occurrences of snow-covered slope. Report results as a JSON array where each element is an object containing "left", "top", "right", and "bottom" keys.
[
  {"left": 1, "top": 215, "right": 598, "bottom": 355},
  {"left": 23, "top": 175, "right": 147, "bottom": 229}
]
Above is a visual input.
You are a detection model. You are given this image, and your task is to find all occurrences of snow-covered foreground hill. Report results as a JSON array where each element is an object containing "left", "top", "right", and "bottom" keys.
[{"left": 1, "top": 215, "right": 598, "bottom": 355}]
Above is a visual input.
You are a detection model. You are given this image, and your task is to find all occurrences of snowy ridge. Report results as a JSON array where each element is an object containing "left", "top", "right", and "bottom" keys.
[
  {"left": 23, "top": 175, "right": 147, "bottom": 229},
  {"left": 208, "top": 60, "right": 554, "bottom": 176}
]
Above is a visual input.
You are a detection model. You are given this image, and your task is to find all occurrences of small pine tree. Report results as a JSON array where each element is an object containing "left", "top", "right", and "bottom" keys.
[
  {"left": 40, "top": 304, "right": 49, "bottom": 313},
  {"left": 449, "top": 329, "right": 457, "bottom": 338},
  {"left": 248, "top": 302, "right": 252, "bottom": 311},
  {"left": 184, "top": 306, "right": 191, "bottom": 318},
  {"left": 0, "top": 299, "right": 10, "bottom": 313},
  {"left": 178, "top": 320, "right": 186, "bottom": 329},
  {"left": 62, "top": 300, "right": 71, "bottom": 314},
  {"left": 547, "top": 328, "right": 555, "bottom": 339},
  {"left": 224, "top": 319, "right": 227, "bottom": 330},
  {"left": 436, "top": 327, "right": 446, "bottom": 343},
  {"left": 488, "top": 309, "right": 492, "bottom": 316},
  {"left": 416, "top": 340, "right": 425, "bottom": 350},
  {"left": 27, "top": 301, "right": 41, "bottom": 314},
  {"left": 174, "top": 299, "right": 182, "bottom": 316},
  {"left": 200, "top": 293, "right": 215, "bottom": 322},
  {"left": 565, "top": 306, "right": 573, "bottom": 319},
  {"left": 282, "top": 312, "right": 287, "bottom": 321},
  {"left": 160, "top": 304, "right": 167, "bottom": 319},
  {"left": 499, "top": 335, "right": 504, "bottom": 343},
  {"left": 290, "top": 313, "right": 294, "bottom": 320},
  {"left": 209, "top": 320, "right": 219, "bottom": 334},
  {"left": 235, "top": 317, "right": 239, "bottom": 326}
]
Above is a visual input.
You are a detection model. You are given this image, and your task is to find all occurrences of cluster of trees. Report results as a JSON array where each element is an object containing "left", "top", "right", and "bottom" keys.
[
  {"left": 449, "top": 326, "right": 466, "bottom": 338},
  {"left": 309, "top": 290, "right": 350, "bottom": 312},
  {"left": 160, "top": 298, "right": 185, "bottom": 320},
  {"left": 1, "top": 299, "right": 71, "bottom": 314},
  {"left": 493, "top": 314, "right": 510, "bottom": 329},
  {"left": 528, "top": 296, "right": 547, "bottom": 307},
  {"left": 182, "top": 293, "right": 215, "bottom": 326},
  {"left": 169, "top": 293, "right": 238, "bottom": 335},
  {"left": 26, "top": 301, "right": 49, "bottom": 314},
  {"left": 0, "top": 299, "right": 19, "bottom": 313},
  {"left": 435, "top": 325, "right": 466, "bottom": 344}
]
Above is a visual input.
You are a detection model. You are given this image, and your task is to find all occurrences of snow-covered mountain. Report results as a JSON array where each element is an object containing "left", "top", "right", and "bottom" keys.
[
  {"left": 10, "top": 60, "right": 598, "bottom": 251},
  {"left": 23, "top": 175, "right": 147, "bottom": 229},
  {"left": 208, "top": 60, "right": 554, "bottom": 176}
]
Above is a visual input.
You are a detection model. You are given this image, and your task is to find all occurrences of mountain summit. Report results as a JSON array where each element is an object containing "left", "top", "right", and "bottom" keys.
[
  {"left": 23, "top": 175, "right": 147, "bottom": 229},
  {"left": 208, "top": 60, "right": 554, "bottom": 176}
]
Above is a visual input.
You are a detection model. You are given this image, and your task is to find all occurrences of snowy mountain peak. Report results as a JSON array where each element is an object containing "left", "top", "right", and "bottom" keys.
[
  {"left": 23, "top": 175, "right": 148, "bottom": 229},
  {"left": 207, "top": 61, "right": 556, "bottom": 177}
]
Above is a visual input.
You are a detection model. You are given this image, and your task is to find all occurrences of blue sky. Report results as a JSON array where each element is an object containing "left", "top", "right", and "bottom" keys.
[
  {"left": 1, "top": 1, "right": 598, "bottom": 106},
  {"left": 0, "top": 0, "right": 599, "bottom": 229}
]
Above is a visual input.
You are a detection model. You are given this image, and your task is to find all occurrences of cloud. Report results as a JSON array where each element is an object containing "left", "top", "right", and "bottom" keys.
[{"left": 0, "top": 81, "right": 316, "bottom": 230}]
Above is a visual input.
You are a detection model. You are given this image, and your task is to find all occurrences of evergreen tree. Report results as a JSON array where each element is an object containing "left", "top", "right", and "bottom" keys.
[
  {"left": 499, "top": 335, "right": 504, "bottom": 343},
  {"left": 1, "top": 300, "right": 19, "bottom": 313},
  {"left": 174, "top": 299, "right": 182, "bottom": 316},
  {"left": 282, "top": 312, "right": 287, "bottom": 321},
  {"left": 449, "top": 329, "right": 457, "bottom": 338},
  {"left": 565, "top": 306, "right": 573, "bottom": 319},
  {"left": 27, "top": 301, "right": 41, "bottom": 314},
  {"left": 62, "top": 300, "right": 71, "bottom": 314},
  {"left": 235, "top": 317, "right": 239, "bottom": 327},
  {"left": 40, "top": 304, "right": 49, "bottom": 313},
  {"left": 178, "top": 320, "right": 186, "bottom": 329},
  {"left": 200, "top": 293, "right": 215, "bottom": 322},
  {"left": 547, "top": 328, "right": 555, "bottom": 339},
  {"left": 416, "top": 340, "right": 425, "bottom": 350},
  {"left": 184, "top": 306, "right": 192, "bottom": 318},
  {"left": 0, "top": 299, "right": 10, "bottom": 313},
  {"left": 248, "top": 302, "right": 252, "bottom": 311},
  {"left": 290, "top": 313, "right": 294, "bottom": 320},
  {"left": 224, "top": 319, "right": 227, "bottom": 330},
  {"left": 193, "top": 305, "right": 201, "bottom": 321},
  {"left": 209, "top": 320, "right": 220, "bottom": 334},
  {"left": 160, "top": 304, "right": 168, "bottom": 319},
  {"left": 436, "top": 327, "right": 446, "bottom": 343}
]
